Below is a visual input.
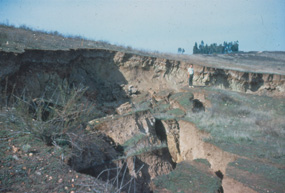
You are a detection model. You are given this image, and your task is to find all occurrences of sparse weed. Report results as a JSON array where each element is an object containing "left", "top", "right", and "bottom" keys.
[
  {"left": 121, "top": 133, "right": 167, "bottom": 158},
  {"left": 124, "top": 142, "right": 167, "bottom": 158},
  {"left": 0, "top": 31, "right": 8, "bottom": 45},
  {"left": 94, "top": 158, "right": 145, "bottom": 193},
  {"left": 122, "top": 133, "right": 146, "bottom": 152}
]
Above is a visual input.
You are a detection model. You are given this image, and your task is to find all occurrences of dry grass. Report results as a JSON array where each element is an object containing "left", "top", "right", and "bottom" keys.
[
  {"left": 0, "top": 85, "right": 112, "bottom": 192},
  {"left": 184, "top": 88, "right": 285, "bottom": 163},
  {"left": 1, "top": 24, "right": 285, "bottom": 76},
  {"left": 0, "top": 24, "right": 174, "bottom": 59}
]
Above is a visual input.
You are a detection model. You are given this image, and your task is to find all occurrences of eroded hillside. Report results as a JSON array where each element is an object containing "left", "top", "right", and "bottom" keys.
[
  {"left": 1, "top": 49, "right": 284, "bottom": 99},
  {"left": 1, "top": 48, "right": 284, "bottom": 193}
]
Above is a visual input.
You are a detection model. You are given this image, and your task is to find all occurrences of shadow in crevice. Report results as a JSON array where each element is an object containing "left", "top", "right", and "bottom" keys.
[
  {"left": 215, "top": 170, "right": 224, "bottom": 193},
  {"left": 215, "top": 170, "right": 224, "bottom": 180},
  {"left": 133, "top": 157, "right": 152, "bottom": 193},
  {"left": 0, "top": 49, "right": 130, "bottom": 110},
  {"left": 192, "top": 99, "right": 205, "bottom": 113},
  {"left": 154, "top": 119, "right": 178, "bottom": 169},
  {"left": 250, "top": 73, "right": 264, "bottom": 92},
  {"left": 154, "top": 119, "right": 167, "bottom": 142},
  {"left": 211, "top": 69, "right": 230, "bottom": 89},
  {"left": 67, "top": 134, "right": 136, "bottom": 192}
]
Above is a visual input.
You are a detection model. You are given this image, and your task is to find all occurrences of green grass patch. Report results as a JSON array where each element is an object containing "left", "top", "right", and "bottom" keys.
[
  {"left": 121, "top": 133, "right": 168, "bottom": 158},
  {"left": 169, "top": 92, "right": 194, "bottom": 110},
  {"left": 153, "top": 161, "right": 221, "bottom": 193},
  {"left": 227, "top": 158, "right": 285, "bottom": 193},
  {"left": 122, "top": 133, "right": 146, "bottom": 151},
  {"left": 166, "top": 108, "right": 185, "bottom": 117},
  {"left": 194, "top": 158, "right": 211, "bottom": 168},
  {"left": 175, "top": 93, "right": 194, "bottom": 110}
]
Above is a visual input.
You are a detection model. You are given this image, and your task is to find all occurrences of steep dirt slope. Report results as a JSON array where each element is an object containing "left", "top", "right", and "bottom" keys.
[{"left": 1, "top": 49, "right": 284, "bottom": 100}]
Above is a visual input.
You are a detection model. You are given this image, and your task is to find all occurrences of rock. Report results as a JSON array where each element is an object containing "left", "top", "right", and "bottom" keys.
[
  {"left": 116, "top": 102, "right": 132, "bottom": 115},
  {"left": 90, "top": 110, "right": 157, "bottom": 144},
  {"left": 128, "top": 85, "right": 139, "bottom": 95},
  {"left": 22, "top": 144, "right": 31, "bottom": 153},
  {"left": 12, "top": 145, "right": 19, "bottom": 153},
  {"left": 12, "top": 155, "right": 19, "bottom": 161}
]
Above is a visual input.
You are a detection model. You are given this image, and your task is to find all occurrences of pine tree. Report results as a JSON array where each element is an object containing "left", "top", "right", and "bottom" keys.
[
  {"left": 193, "top": 42, "right": 199, "bottom": 54},
  {"left": 193, "top": 40, "right": 239, "bottom": 54},
  {"left": 232, "top": 41, "right": 239, "bottom": 52}
]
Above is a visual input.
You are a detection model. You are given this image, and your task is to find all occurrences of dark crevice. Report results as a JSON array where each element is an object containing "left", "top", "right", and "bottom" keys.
[
  {"left": 215, "top": 170, "right": 224, "bottom": 193},
  {"left": 98, "top": 133, "right": 125, "bottom": 154},
  {"left": 154, "top": 119, "right": 167, "bottom": 142},
  {"left": 214, "top": 69, "right": 230, "bottom": 89},
  {"left": 67, "top": 134, "right": 135, "bottom": 192},
  {"left": 192, "top": 99, "right": 205, "bottom": 113},
  {"left": 154, "top": 119, "right": 177, "bottom": 169},
  {"left": 218, "top": 186, "right": 224, "bottom": 193},
  {"left": 215, "top": 170, "right": 224, "bottom": 180},
  {"left": 250, "top": 73, "right": 264, "bottom": 92}
]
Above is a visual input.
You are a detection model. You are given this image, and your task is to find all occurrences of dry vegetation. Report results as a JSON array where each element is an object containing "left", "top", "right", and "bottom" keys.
[
  {"left": 1, "top": 24, "right": 285, "bottom": 75},
  {"left": 1, "top": 24, "right": 284, "bottom": 192},
  {"left": 0, "top": 24, "right": 167, "bottom": 57},
  {"left": 183, "top": 87, "right": 285, "bottom": 164},
  {"left": 0, "top": 86, "right": 106, "bottom": 192}
]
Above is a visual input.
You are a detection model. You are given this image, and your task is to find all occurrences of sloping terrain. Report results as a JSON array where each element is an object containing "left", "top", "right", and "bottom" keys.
[
  {"left": 1, "top": 24, "right": 285, "bottom": 75},
  {"left": 0, "top": 26, "right": 285, "bottom": 193}
]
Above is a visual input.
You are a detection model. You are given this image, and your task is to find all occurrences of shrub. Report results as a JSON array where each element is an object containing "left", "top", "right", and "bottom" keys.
[
  {"left": 0, "top": 32, "right": 8, "bottom": 45},
  {"left": 8, "top": 85, "right": 97, "bottom": 146}
]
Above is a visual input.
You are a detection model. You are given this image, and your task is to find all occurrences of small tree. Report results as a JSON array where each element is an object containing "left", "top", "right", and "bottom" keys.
[
  {"left": 0, "top": 32, "right": 8, "bottom": 45},
  {"left": 193, "top": 42, "right": 199, "bottom": 54},
  {"left": 232, "top": 41, "right": 239, "bottom": 52},
  {"left": 199, "top": 40, "right": 204, "bottom": 51},
  {"left": 178, "top": 48, "right": 185, "bottom": 54},
  {"left": 178, "top": 48, "right": 182, "bottom": 54}
]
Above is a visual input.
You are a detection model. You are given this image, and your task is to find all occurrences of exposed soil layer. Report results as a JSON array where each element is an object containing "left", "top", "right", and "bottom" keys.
[
  {"left": 1, "top": 48, "right": 284, "bottom": 192},
  {"left": 1, "top": 49, "right": 284, "bottom": 102}
]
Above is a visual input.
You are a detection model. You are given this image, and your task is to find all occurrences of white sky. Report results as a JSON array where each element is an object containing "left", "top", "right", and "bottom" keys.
[{"left": 0, "top": 0, "right": 285, "bottom": 53}]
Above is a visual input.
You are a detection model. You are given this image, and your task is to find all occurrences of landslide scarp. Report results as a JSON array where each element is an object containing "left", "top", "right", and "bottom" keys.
[
  {"left": 1, "top": 49, "right": 285, "bottom": 102},
  {"left": 1, "top": 48, "right": 284, "bottom": 193}
]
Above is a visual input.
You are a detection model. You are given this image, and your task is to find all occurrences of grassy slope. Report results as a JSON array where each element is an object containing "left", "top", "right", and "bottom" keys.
[
  {"left": 178, "top": 87, "right": 285, "bottom": 192},
  {"left": 0, "top": 24, "right": 123, "bottom": 52},
  {"left": 0, "top": 24, "right": 170, "bottom": 58},
  {"left": 1, "top": 24, "right": 285, "bottom": 75},
  {"left": 153, "top": 160, "right": 221, "bottom": 193},
  {"left": 185, "top": 87, "right": 285, "bottom": 165}
]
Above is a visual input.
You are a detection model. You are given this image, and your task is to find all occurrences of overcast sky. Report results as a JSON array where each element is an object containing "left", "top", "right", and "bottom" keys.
[{"left": 0, "top": 0, "right": 285, "bottom": 54}]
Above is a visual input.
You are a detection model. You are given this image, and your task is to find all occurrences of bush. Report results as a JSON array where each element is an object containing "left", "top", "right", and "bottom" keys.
[
  {"left": 9, "top": 85, "right": 97, "bottom": 146},
  {"left": 0, "top": 32, "right": 8, "bottom": 45}
]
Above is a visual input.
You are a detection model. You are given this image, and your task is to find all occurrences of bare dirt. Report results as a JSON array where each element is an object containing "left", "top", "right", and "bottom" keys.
[{"left": 1, "top": 26, "right": 285, "bottom": 193}]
